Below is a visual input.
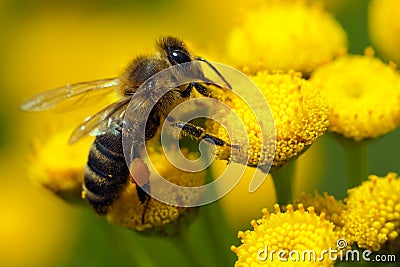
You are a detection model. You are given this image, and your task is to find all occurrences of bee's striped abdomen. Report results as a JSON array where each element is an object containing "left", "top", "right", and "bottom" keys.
[{"left": 83, "top": 130, "right": 129, "bottom": 215}]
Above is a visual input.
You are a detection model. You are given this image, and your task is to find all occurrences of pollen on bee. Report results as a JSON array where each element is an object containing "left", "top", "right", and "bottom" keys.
[{"left": 129, "top": 158, "right": 150, "bottom": 187}]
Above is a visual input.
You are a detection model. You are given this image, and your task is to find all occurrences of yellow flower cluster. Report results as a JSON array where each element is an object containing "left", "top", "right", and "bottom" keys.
[
  {"left": 293, "top": 173, "right": 400, "bottom": 252},
  {"left": 311, "top": 49, "right": 400, "bottom": 140},
  {"left": 208, "top": 71, "right": 329, "bottom": 170},
  {"left": 231, "top": 204, "right": 337, "bottom": 266},
  {"left": 106, "top": 149, "right": 206, "bottom": 234},
  {"left": 28, "top": 126, "right": 93, "bottom": 203},
  {"left": 225, "top": 0, "right": 347, "bottom": 74},
  {"left": 233, "top": 173, "right": 400, "bottom": 264},
  {"left": 341, "top": 172, "right": 400, "bottom": 251}
]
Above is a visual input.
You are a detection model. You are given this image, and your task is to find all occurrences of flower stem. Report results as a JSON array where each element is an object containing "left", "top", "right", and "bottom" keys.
[
  {"left": 189, "top": 167, "right": 236, "bottom": 266},
  {"left": 271, "top": 160, "right": 296, "bottom": 205},
  {"left": 198, "top": 202, "right": 236, "bottom": 266},
  {"left": 334, "top": 133, "right": 368, "bottom": 188},
  {"left": 170, "top": 232, "right": 204, "bottom": 267},
  {"left": 121, "top": 234, "right": 160, "bottom": 267}
]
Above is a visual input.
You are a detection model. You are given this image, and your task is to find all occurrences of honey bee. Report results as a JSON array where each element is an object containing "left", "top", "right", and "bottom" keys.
[{"left": 20, "top": 36, "right": 233, "bottom": 215}]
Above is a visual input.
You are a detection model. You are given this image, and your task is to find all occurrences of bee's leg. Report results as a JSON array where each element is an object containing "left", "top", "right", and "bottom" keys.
[
  {"left": 179, "top": 83, "right": 194, "bottom": 98},
  {"left": 178, "top": 82, "right": 213, "bottom": 98},
  {"left": 129, "top": 157, "right": 151, "bottom": 223},
  {"left": 136, "top": 184, "right": 151, "bottom": 224},
  {"left": 192, "top": 82, "right": 212, "bottom": 97},
  {"left": 166, "top": 116, "right": 238, "bottom": 148},
  {"left": 136, "top": 183, "right": 150, "bottom": 203}
]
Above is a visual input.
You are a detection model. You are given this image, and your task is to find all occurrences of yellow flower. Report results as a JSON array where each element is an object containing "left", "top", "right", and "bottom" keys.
[
  {"left": 369, "top": 0, "right": 400, "bottom": 64},
  {"left": 28, "top": 124, "right": 93, "bottom": 203},
  {"left": 208, "top": 71, "right": 329, "bottom": 170},
  {"left": 225, "top": 0, "right": 347, "bottom": 74},
  {"left": 106, "top": 148, "right": 206, "bottom": 234},
  {"left": 231, "top": 204, "right": 338, "bottom": 266},
  {"left": 341, "top": 172, "right": 400, "bottom": 251},
  {"left": 311, "top": 49, "right": 400, "bottom": 140},
  {"left": 296, "top": 192, "right": 346, "bottom": 233}
]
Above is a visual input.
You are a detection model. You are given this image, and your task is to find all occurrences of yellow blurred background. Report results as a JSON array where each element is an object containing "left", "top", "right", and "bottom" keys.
[{"left": 1, "top": 0, "right": 398, "bottom": 266}]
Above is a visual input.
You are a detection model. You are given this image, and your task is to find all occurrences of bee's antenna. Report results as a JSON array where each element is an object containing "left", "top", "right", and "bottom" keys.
[{"left": 195, "top": 57, "right": 232, "bottom": 90}]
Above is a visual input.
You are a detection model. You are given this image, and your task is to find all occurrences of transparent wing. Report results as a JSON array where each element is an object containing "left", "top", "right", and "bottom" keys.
[
  {"left": 20, "top": 78, "right": 119, "bottom": 112},
  {"left": 69, "top": 97, "right": 131, "bottom": 144}
]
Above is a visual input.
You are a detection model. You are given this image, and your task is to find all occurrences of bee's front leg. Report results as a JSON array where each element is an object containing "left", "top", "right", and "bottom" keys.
[{"left": 166, "top": 116, "right": 237, "bottom": 148}]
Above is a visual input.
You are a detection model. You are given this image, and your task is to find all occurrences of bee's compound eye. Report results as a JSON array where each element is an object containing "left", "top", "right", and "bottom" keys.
[{"left": 168, "top": 50, "right": 191, "bottom": 64}]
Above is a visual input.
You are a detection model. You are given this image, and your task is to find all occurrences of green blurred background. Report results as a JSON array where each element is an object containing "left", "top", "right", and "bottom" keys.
[{"left": 1, "top": 0, "right": 399, "bottom": 266}]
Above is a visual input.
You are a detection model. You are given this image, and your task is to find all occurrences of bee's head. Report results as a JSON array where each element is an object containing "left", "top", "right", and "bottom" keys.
[
  {"left": 156, "top": 36, "right": 231, "bottom": 90},
  {"left": 157, "top": 36, "right": 192, "bottom": 65}
]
